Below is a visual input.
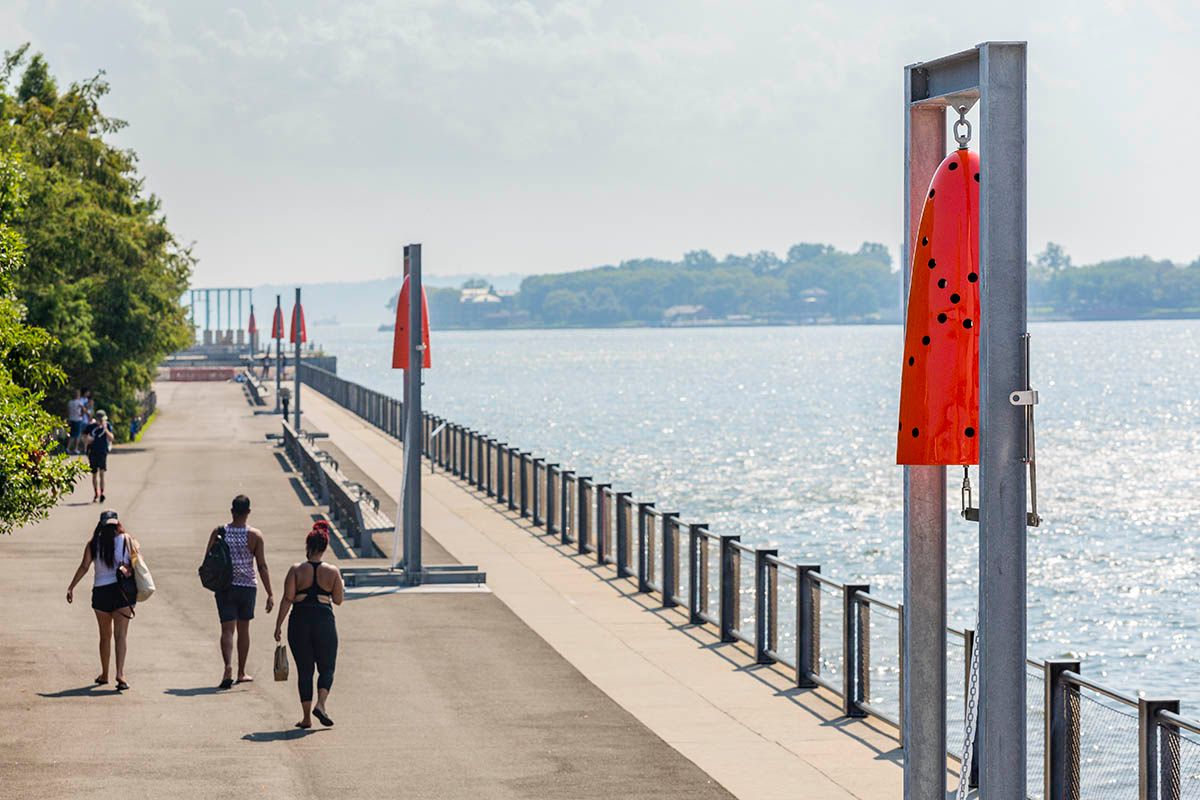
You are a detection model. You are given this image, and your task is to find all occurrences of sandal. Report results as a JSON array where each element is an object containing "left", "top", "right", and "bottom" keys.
[
  {"left": 218, "top": 677, "right": 234, "bottom": 690},
  {"left": 312, "top": 707, "right": 334, "bottom": 727},
  {"left": 94, "top": 676, "right": 108, "bottom": 686},
  {"left": 116, "top": 680, "right": 129, "bottom": 691}
]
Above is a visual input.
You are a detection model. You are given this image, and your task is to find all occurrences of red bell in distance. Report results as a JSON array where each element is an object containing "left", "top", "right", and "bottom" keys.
[
  {"left": 271, "top": 306, "right": 284, "bottom": 340},
  {"left": 896, "top": 147, "right": 980, "bottom": 466},
  {"left": 392, "top": 275, "right": 432, "bottom": 370},
  {"left": 247, "top": 308, "right": 258, "bottom": 335},
  {"left": 289, "top": 302, "right": 307, "bottom": 344}
]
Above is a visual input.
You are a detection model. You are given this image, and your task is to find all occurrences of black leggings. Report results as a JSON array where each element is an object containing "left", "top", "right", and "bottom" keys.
[{"left": 287, "top": 608, "right": 337, "bottom": 703}]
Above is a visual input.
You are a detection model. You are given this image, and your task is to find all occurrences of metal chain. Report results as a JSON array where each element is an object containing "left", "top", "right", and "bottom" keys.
[
  {"left": 957, "top": 617, "right": 982, "bottom": 799},
  {"left": 954, "top": 105, "right": 972, "bottom": 149}
]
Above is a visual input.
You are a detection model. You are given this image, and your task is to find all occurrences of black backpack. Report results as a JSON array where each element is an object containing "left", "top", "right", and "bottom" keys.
[{"left": 198, "top": 526, "right": 233, "bottom": 592}]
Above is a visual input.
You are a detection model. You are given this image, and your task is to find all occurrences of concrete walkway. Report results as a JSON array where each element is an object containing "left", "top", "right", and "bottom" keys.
[
  {"left": 0, "top": 382, "right": 734, "bottom": 800},
  {"left": 299, "top": 388, "right": 907, "bottom": 799}
]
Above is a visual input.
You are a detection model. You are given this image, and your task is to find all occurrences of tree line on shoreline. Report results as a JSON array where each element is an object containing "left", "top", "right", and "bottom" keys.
[
  {"left": 0, "top": 47, "right": 191, "bottom": 532},
  {"left": 416, "top": 243, "right": 1200, "bottom": 329}
]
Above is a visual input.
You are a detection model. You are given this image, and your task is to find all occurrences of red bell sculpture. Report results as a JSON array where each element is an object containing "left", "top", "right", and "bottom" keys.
[
  {"left": 391, "top": 275, "right": 432, "bottom": 370},
  {"left": 289, "top": 301, "right": 307, "bottom": 344},
  {"left": 271, "top": 305, "right": 284, "bottom": 340},
  {"left": 896, "top": 147, "right": 980, "bottom": 466}
]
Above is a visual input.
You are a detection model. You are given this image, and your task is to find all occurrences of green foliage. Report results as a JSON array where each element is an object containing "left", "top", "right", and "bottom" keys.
[
  {"left": 517, "top": 243, "right": 897, "bottom": 326},
  {"left": 0, "top": 144, "right": 84, "bottom": 533},
  {"left": 0, "top": 47, "right": 193, "bottom": 437},
  {"left": 1030, "top": 243, "right": 1200, "bottom": 318}
]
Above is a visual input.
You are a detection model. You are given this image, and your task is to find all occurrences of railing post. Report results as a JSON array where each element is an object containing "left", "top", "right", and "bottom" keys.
[
  {"left": 506, "top": 447, "right": 517, "bottom": 512},
  {"left": 687, "top": 524, "right": 708, "bottom": 625},
  {"left": 1140, "top": 698, "right": 1180, "bottom": 800},
  {"left": 842, "top": 583, "right": 870, "bottom": 717},
  {"left": 532, "top": 458, "right": 544, "bottom": 526},
  {"left": 576, "top": 478, "right": 591, "bottom": 555},
  {"left": 546, "top": 464, "right": 559, "bottom": 536},
  {"left": 495, "top": 444, "right": 507, "bottom": 505},
  {"left": 518, "top": 452, "right": 530, "bottom": 518},
  {"left": 559, "top": 471, "right": 574, "bottom": 545},
  {"left": 615, "top": 492, "right": 633, "bottom": 578},
  {"left": 637, "top": 502, "right": 654, "bottom": 592},
  {"left": 796, "top": 564, "right": 820, "bottom": 687},
  {"left": 754, "top": 548, "right": 779, "bottom": 664},
  {"left": 1044, "top": 659, "right": 1081, "bottom": 800},
  {"left": 485, "top": 439, "right": 495, "bottom": 497},
  {"left": 594, "top": 484, "right": 612, "bottom": 564},
  {"left": 474, "top": 433, "right": 484, "bottom": 488},
  {"left": 718, "top": 535, "right": 741, "bottom": 643},
  {"left": 660, "top": 512, "right": 679, "bottom": 607}
]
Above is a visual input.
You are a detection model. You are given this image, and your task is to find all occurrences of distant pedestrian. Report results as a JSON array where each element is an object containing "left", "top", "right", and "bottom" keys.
[
  {"left": 205, "top": 495, "right": 274, "bottom": 689},
  {"left": 280, "top": 385, "right": 291, "bottom": 420},
  {"left": 261, "top": 353, "right": 270, "bottom": 379},
  {"left": 275, "top": 520, "right": 343, "bottom": 728},
  {"left": 66, "top": 509, "right": 139, "bottom": 691},
  {"left": 66, "top": 387, "right": 88, "bottom": 454},
  {"left": 84, "top": 410, "right": 114, "bottom": 503}
]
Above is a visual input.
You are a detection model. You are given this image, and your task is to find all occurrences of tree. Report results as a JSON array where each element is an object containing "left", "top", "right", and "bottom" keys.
[
  {"left": 542, "top": 289, "right": 582, "bottom": 324},
  {"left": 0, "top": 146, "right": 83, "bottom": 533},
  {"left": 0, "top": 48, "right": 193, "bottom": 437}
]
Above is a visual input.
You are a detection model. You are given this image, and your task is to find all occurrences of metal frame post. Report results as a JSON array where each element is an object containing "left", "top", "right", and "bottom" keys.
[
  {"left": 576, "top": 478, "right": 591, "bottom": 555},
  {"left": 559, "top": 470, "right": 574, "bottom": 545},
  {"left": 1140, "top": 698, "right": 1180, "bottom": 800},
  {"left": 718, "top": 535, "right": 740, "bottom": 643},
  {"left": 615, "top": 492, "right": 633, "bottom": 578},
  {"left": 636, "top": 502, "right": 654, "bottom": 592},
  {"left": 754, "top": 548, "right": 778, "bottom": 664},
  {"left": 902, "top": 58, "right": 949, "bottom": 800},
  {"left": 796, "top": 564, "right": 820, "bottom": 688},
  {"left": 293, "top": 287, "right": 302, "bottom": 429},
  {"left": 660, "top": 512, "right": 679, "bottom": 607},
  {"left": 402, "top": 244, "right": 425, "bottom": 584},
  {"left": 1044, "top": 659, "right": 1081, "bottom": 800},
  {"left": 687, "top": 524, "right": 707, "bottom": 625},
  {"left": 546, "top": 464, "right": 559, "bottom": 536},
  {"left": 594, "top": 483, "right": 611, "bottom": 564},
  {"left": 842, "top": 583, "right": 870, "bottom": 718},
  {"left": 532, "top": 458, "right": 544, "bottom": 526}
]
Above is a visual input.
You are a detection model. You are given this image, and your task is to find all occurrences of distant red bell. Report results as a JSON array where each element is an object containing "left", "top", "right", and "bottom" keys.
[
  {"left": 271, "top": 306, "right": 284, "bottom": 340},
  {"left": 391, "top": 276, "right": 432, "bottom": 370},
  {"left": 896, "top": 148, "right": 980, "bottom": 466},
  {"left": 247, "top": 309, "right": 258, "bottom": 335},
  {"left": 290, "top": 303, "right": 307, "bottom": 344}
]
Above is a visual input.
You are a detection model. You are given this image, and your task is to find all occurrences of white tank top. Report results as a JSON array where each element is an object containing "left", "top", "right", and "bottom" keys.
[{"left": 93, "top": 535, "right": 129, "bottom": 587}]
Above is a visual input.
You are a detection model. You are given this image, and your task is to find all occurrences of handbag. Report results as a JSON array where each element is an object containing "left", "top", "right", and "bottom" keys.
[
  {"left": 132, "top": 548, "right": 155, "bottom": 602},
  {"left": 274, "top": 644, "right": 290, "bottom": 682}
]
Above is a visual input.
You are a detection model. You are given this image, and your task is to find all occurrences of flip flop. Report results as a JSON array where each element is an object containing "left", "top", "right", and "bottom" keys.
[
  {"left": 94, "top": 676, "right": 108, "bottom": 686},
  {"left": 218, "top": 677, "right": 234, "bottom": 690},
  {"left": 295, "top": 721, "right": 312, "bottom": 729},
  {"left": 116, "top": 680, "right": 129, "bottom": 691},
  {"left": 235, "top": 676, "right": 254, "bottom": 684},
  {"left": 312, "top": 708, "right": 334, "bottom": 727}
]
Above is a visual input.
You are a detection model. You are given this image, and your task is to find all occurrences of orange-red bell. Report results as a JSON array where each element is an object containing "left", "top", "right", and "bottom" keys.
[
  {"left": 247, "top": 308, "right": 258, "bottom": 335},
  {"left": 896, "top": 148, "right": 980, "bottom": 466},
  {"left": 391, "top": 276, "right": 432, "bottom": 370},
  {"left": 289, "top": 303, "right": 307, "bottom": 344},
  {"left": 271, "top": 306, "right": 284, "bottom": 340}
]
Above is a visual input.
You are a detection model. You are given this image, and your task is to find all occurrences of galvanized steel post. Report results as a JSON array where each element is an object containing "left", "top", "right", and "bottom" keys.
[
  {"left": 754, "top": 548, "right": 778, "bottom": 664},
  {"left": 1044, "top": 659, "right": 1081, "bottom": 800},
  {"left": 842, "top": 583, "right": 870, "bottom": 718},
  {"left": 796, "top": 565, "right": 820, "bottom": 688},
  {"left": 718, "top": 535, "right": 740, "bottom": 643}
]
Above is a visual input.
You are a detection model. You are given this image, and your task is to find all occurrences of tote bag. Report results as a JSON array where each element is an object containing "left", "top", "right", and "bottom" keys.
[
  {"left": 274, "top": 645, "right": 289, "bottom": 682},
  {"left": 132, "top": 547, "right": 155, "bottom": 602}
]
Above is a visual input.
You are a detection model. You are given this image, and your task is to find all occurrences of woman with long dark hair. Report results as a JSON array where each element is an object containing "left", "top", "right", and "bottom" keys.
[
  {"left": 274, "top": 521, "right": 343, "bottom": 728},
  {"left": 66, "top": 509, "right": 139, "bottom": 690}
]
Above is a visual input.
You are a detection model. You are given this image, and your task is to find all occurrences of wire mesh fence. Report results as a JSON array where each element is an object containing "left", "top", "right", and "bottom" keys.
[
  {"left": 865, "top": 602, "right": 901, "bottom": 719},
  {"left": 1164, "top": 725, "right": 1200, "bottom": 799},
  {"left": 1068, "top": 689, "right": 1140, "bottom": 798},
  {"left": 816, "top": 579, "right": 843, "bottom": 688},
  {"left": 1027, "top": 665, "right": 1045, "bottom": 799}
]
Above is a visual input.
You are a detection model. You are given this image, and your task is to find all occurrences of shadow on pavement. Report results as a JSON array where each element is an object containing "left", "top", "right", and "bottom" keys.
[
  {"left": 39, "top": 684, "right": 118, "bottom": 698},
  {"left": 242, "top": 728, "right": 325, "bottom": 742},
  {"left": 164, "top": 686, "right": 232, "bottom": 697}
]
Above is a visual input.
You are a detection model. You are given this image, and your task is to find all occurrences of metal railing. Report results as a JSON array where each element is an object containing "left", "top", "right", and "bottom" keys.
[{"left": 300, "top": 363, "right": 1200, "bottom": 799}]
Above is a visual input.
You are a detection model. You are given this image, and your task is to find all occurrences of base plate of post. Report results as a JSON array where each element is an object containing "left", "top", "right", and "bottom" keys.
[{"left": 341, "top": 564, "right": 487, "bottom": 590}]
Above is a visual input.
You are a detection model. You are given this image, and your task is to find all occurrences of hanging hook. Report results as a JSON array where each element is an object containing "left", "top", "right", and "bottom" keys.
[{"left": 953, "top": 105, "right": 972, "bottom": 149}]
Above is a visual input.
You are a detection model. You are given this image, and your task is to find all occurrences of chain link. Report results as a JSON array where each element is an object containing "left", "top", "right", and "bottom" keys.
[{"left": 957, "top": 617, "right": 982, "bottom": 799}]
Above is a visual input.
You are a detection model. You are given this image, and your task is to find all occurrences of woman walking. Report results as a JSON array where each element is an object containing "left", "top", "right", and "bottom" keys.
[
  {"left": 274, "top": 521, "right": 343, "bottom": 728},
  {"left": 66, "top": 510, "right": 139, "bottom": 690}
]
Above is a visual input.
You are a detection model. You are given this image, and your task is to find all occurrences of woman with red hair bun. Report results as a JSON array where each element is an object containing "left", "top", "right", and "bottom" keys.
[{"left": 273, "top": 520, "right": 344, "bottom": 728}]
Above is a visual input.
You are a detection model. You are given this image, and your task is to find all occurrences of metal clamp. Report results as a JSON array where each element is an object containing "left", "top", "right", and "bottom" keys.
[
  {"left": 1017, "top": 333, "right": 1041, "bottom": 527},
  {"left": 1009, "top": 390, "right": 1039, "bottom": 406}
]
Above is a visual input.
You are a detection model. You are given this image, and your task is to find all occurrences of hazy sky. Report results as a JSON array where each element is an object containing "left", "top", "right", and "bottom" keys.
[{"left": 3, "top": 1, "right": 1196, "bottom": 286}]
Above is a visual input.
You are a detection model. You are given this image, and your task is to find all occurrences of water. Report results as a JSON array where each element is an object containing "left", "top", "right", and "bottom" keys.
[{"left": 312, "top": 320, "right": 1200, "bottom": 704}]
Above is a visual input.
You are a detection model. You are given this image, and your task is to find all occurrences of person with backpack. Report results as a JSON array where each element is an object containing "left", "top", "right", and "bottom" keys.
[
  {"left": 84, "top": 410, "right": 114, "bottom": 502},
  {"left": 200, "top": 495, "right": 274, "bottom": 689},
  {"left": 65, "top": 510, "right": 140, "bottom": 691}
]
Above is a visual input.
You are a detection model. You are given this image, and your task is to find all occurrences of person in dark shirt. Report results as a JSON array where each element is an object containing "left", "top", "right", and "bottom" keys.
[{"left": 85, "top": 410, "right": 115, "bottom": 503}]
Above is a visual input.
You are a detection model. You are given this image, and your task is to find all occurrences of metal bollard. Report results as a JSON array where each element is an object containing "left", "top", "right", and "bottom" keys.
[
  {"left": 796, "top": 565, "right": 820, "bottom": 688},
  {"left": 842, "top": 583, "right": 870, "bottom": 717}
]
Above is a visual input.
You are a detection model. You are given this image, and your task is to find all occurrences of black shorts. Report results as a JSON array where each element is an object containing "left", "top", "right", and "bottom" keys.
[
  {"left": 88, "top": 451, "right": 108, "bottom": 472},
  {"left": 92, "top": 583, "right": 135, "bottom": 614},
  {"left": 215, "top": 585, "right": 257, "bottom": 622}
]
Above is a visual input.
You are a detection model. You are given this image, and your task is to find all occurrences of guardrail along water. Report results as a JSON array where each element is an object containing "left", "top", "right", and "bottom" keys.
[{"left": 299, "top": 362, "right": 1200, "bottom": 799}]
